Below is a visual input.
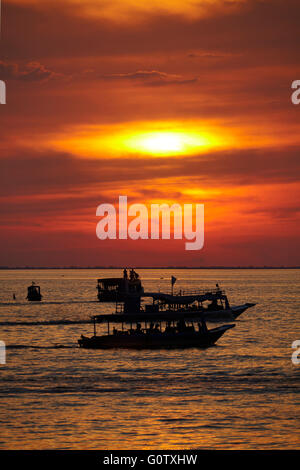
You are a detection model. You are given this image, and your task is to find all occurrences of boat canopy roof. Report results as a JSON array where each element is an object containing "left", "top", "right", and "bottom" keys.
[
  {"left": 97, "top": 278, "right": 124, "bottom": 286},
  {"left": 97, "top": 277, "right": 142, "bottom": 286},
  {"left": 92, "top": 311, "right": 208, "bottom": 324},
  {"left": 143, "top": 291, "right": 226, "bottom": 304}
]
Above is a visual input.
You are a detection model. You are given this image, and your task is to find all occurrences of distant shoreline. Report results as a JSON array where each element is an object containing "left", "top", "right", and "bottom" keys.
[{"left": 0, "top": 266, "right": 299, "bottom": 270}]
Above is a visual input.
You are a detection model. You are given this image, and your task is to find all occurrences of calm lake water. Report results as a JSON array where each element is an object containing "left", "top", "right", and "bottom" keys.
[{"left": 0, "top": 269, "right": 299, "bottom": 449}]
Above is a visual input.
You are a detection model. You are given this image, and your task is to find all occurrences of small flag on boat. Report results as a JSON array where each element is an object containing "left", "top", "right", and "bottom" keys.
[{"left": 171, "top": 276, "right": 177, "bottom": 286}]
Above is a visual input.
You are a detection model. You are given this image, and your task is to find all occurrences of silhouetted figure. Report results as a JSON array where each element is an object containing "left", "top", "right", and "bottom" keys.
[
  {"left": 123, "top": 268, "right": 128, "bottom": 279},
  {"left": 129, "top": 268, "right": 139, "bottom": 281}
]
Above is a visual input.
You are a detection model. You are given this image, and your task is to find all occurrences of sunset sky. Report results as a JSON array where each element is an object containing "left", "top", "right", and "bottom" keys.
[{"left": 0, "top": 0, "right": 299, "bottom": 267}]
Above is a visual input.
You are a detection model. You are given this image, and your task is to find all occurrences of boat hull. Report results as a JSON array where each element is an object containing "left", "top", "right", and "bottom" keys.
[
  {"left": 156, "top": 303, "right": 256, "bottom": 321},
  {"left": 229, "top": 302, "right": 256, "bottom": 319},
  {"left": 27, "top": 295, "right": 42, "bottom": 301},
  {"left": 78, "top": 324, "right": 235, "bottom": 349},
  {"left": 202, "top": 302, "right": 256, "bottom": 321}
]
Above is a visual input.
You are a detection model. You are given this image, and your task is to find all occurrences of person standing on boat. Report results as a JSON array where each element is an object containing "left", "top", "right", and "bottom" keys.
[
  {"left": 129, "top": 268, "right": 139, "bottom": 281},
  {"left": 123, "top": 268, "right": 128, "bottom": 279}
]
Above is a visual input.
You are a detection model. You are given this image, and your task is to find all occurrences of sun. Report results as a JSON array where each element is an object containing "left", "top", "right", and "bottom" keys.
[
  {"left": 124, "top": 130, "right": 211, "bottom": 156},
  {"left": 46, "top": 121, "right": 230, "bottom": 158},
  {"left": 128, "top": 132, "right": 184, "bottom": 154},
  {"left": 139, "top": 132, "right": 183, "bottom": 153}
]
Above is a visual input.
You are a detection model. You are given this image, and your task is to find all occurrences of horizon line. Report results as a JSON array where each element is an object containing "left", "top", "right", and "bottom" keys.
[{"left": 0, "top": 266, "right": 299, "bottom": 270}]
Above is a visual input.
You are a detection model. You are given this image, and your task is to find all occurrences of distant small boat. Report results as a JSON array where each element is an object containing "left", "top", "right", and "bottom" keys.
[{"left": 27, "top": 282, "right": 42, "bottom": 301}]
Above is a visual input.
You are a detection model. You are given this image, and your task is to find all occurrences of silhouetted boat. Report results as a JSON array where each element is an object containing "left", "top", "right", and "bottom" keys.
[
  {"left": 26, "top": 282, "right": 42, "bottom": 301},
  {"left": 141, "top": 288, "right": 255, "bottom": 321},
  {"left": 108, "top": 284, "right": 255, "bottom": 321},
  {"left": 78, "top": 311, "right": 235, "bottom": 349},
  {"left": 97, "top": 272, "right": 255, "bottom": 321},
  {"left": 97, "top": 268, "right": 144, "bottom": 301}
]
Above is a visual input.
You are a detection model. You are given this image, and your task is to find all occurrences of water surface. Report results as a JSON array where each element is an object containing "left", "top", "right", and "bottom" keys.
[{"left": 0, "top": 269, "right": 299, "bottom": 449}]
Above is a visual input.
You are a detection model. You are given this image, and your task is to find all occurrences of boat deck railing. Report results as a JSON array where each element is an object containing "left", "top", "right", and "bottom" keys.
[{"left": 169, "top": 288, "right": 225, "bottom": 296}]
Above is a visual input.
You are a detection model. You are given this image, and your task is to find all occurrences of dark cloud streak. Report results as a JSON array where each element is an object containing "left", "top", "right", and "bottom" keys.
[
  {"left": 0, "top": 146, "right": 299, "bottom": 197},
  {"left": 0, "top": 60, "right": 61, "bottom": 81}
]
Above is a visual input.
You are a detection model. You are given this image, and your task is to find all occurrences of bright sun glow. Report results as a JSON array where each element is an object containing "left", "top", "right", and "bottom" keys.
[
  {"left": 135, "top": 132, "right": 184, "bottom": 153},
  {"left": 45, "top": 121, "right": 236, "bottom": 158},
  {"left": 124, "top": 131, "right": 211, "bottom": 155}
]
